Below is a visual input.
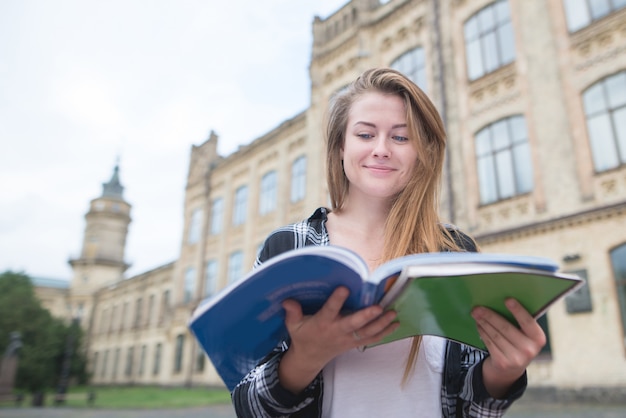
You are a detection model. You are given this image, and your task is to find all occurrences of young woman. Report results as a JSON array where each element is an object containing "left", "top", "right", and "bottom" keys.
[{"left": 232, "top": 68, "right": 545, "bottom": 417}]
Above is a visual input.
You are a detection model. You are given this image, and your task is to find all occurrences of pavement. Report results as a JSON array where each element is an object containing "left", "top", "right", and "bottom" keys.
[{"left": 1, "top": 400, "right": 625, "bottom": 418}]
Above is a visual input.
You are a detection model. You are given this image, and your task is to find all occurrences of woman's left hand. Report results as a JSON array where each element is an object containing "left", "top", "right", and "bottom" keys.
[{"left": 471, "top": 298, "right": 547, "bottom": 399}]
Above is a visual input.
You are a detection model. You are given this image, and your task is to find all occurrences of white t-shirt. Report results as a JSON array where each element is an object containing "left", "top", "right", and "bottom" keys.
[{"left": 321, "top": 336, "right": 445, "bottom": 418}]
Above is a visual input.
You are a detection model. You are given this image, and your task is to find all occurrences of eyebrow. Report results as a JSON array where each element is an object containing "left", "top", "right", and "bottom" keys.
[{"left": 353, "top": 121, "right": 407, "bottom": 129}]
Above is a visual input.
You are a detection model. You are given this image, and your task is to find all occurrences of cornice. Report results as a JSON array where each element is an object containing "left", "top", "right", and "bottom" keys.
[{"left": 475, "top": 200, "right": 626, "bottom": 245}]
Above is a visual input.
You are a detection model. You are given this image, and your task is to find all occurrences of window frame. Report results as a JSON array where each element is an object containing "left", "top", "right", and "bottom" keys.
[
  {"left": 232, "top": 186, "right": 248, "bottom": 226},
  {"left": 582, "top": 71, "right": 626, "bottom": 173},
  {"left": 463, "top": 0, "right": 516, "bottom": 81},
  {"left": 290, "top": 156, "right": 307, "bottom": 203},
  {"left": 259, "top": 170, "right": 278, "bottom": 215},
  {"left": 474, "top": 115, "right": 534, "bottom": 205},
  {"left": 390, "top": 47, "right": 427, "bottom": 92}
]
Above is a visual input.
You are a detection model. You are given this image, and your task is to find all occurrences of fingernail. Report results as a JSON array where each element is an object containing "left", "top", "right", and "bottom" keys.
[{"left": 505, "top": 299, "right": 517, "bottom": 309}]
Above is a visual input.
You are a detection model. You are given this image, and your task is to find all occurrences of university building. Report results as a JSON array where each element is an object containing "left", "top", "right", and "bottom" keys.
[{"left": 36, "top": 0, "right": 626, "bottom": 395}]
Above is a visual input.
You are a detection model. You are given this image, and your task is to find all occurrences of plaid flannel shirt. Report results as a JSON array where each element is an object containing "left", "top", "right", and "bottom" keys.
[{"left": 231, "top": 207, "right": 526, "bottom": 417}]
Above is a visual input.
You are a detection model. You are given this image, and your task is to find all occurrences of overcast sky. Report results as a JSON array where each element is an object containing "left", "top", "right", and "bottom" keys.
[{"left": 0, "top": 0, "right": 348, "bottom": 280}]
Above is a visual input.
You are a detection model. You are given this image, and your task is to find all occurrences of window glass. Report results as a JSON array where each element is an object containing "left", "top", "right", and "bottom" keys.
[
  {"left": 291, "top": 156, "right": 307, "bottom": 203},
  {"left": 589, "top": 0, "right": 611, "bottom": 19},
  {"left": 184, "top": 267, "right": 196, "bottom": 304},
  {"left": 606, "top": 72, "right": 626, "bottom": 109},
  {"left": 233, "top": 186, "right": 248, "bottom": 226},
  {"left": 259, "top": 171, "right": 277, "bottom": 215},
  {"left": 187, "top": 208, "right": 202, "bottom": 244},
  {"left": 205, "top": 260, "right": 218, "bottom": 298},
  {"left": 390, "top": 47, "right": 427, "bottom": 92},
  {"left": 475, "top": 115, "right": 533, "bottom": 204},
  {"left": 563, "top": 0, "right": 625, "bottom": 31},
  {"left": 583, "top": 72, "right": 626, "bottom": 172},
  {"left": 174, "top": 335, "right": 185, "bottom": 373},
  {"left": 228, "top": 251, "right": 244, "bottom": 283},
  {"left": 210, "top": 198, "right": 224, "bottom": 235},
  {"left": 464, "top": 0, "right": 515, "bottom": 80}
]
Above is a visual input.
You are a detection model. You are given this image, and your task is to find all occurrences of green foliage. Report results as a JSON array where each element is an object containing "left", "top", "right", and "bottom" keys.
[{"left": 0, "top": 271, "right": 88, "bottom": 392}]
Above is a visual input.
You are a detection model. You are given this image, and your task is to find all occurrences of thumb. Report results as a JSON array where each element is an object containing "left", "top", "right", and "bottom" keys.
[{"left": 282, "top": 299, "right": 304, "bottom": 328}]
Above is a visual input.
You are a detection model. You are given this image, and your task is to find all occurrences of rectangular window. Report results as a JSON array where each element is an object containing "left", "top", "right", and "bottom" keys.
[
  {"left": 195, "top": 350, "right": 206, "bottom": 373},
  {"left": 134, "top": 298, "right": 142, "bottom": 329},
  {"left": 112, "top": 348, "right": 120, "bottom": 380},
  {"left": 125, "top": 346, "right": 134, "bottom": 377},
  {"left": 290, "top": 156, "right": 307, "bottom": 203},
  {"left": 233, "top": 186, "right": 248, "bottom": 226},
  {"left": 153, "top": 343, "right": 162, "bottom": 375},
  {"left": 205, "top": 260, "right": 218, "bottom": 298},
  {"left": 259, "top": 171, "right": 278, "bottom": 215},
  {"left": 92, "top": 352, "right": 99, "bottom": 377},
  {"left": 184, "top": 267, "right": 196, "bottom": 304},
  {"left": 565, "top": 269, "right": 593, "bottom": 313},
  {"left": 138, "top": 345, "right": 147, "bottom": 377},
  {"left": 160, "top": 290, "right": 170, "bottom": 324},
  {"left": 210, "top": 198, "right": 224, "bottom": 235},
  {"left": 146, "top": 294, "right": 154, "bottom": 327},
  {"left": 187, "top": 208, "right": 203, "bottom": 244},
  {"left": 99, "top": 308, "right": 108, "bottom": 334},
  {"left": 174, "top": 334, "right": 185, "bottom": 373},
  {"left": 101, "top": 350, "right": 109, "bottom": 378},
  {"left": 228, "top": 251, "right": 244, "bottom": 284},
  {"left": 120, "top": 302, "right": 128, "bottom": 332},
  {"left": 109, "top": 305, "right": 117, "bottom": 334}
]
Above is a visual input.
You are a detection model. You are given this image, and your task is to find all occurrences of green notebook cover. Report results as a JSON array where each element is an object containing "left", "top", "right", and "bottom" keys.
[{"left": 374, "top": 269, "right": 582, "bottom": 350}]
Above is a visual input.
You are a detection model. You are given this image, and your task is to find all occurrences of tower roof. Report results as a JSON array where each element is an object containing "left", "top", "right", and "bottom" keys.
[{"left": 102, "top": 164, "right": 124, "bottom": 199}]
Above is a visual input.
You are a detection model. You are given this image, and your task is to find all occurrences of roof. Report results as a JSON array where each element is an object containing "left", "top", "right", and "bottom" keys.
[{"left": 31, "top": 276, "right": 70, "bottom": 289}]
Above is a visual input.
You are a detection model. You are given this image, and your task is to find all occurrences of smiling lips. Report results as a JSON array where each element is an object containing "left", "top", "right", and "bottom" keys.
[{"left": 364, "top": 164, "right": 396, "bottom": 174}]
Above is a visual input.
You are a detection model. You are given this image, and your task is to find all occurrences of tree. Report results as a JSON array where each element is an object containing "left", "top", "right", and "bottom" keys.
[{"left": 0, "top": 271, "right": 87, "bottom": 393}]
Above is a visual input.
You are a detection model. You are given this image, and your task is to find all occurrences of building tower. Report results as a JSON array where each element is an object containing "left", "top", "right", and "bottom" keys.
[{"left": 68, "top": 163, "right": 131, "bottom": 327}]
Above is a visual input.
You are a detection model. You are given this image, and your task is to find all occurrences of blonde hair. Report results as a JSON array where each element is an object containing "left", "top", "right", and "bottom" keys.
[{"left": 326, "top": 68, "right": 460, "bottom": 383}]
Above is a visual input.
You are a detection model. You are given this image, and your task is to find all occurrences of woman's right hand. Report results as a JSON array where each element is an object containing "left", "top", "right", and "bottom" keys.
[{"left": 278, "top": 286, "right": 399, "bottom": 394}]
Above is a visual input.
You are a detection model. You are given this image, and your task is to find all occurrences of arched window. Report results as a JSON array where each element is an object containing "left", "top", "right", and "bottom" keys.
[
  {"left": 390, "top": 47, "right": 427, "bottom": 92},
  {"left": 475, "top": 115, "right": 533, "bottom": 204},
  {"left": 233, "top": 186, "right": 248, "bottom": 226},
  {"left": 259, "top": 170, "right": 277, "bottom": 215},
  {"left": 291, "top": 156, "right": 307, "bottom": 203},
  {"left": 563, "top": 0, "right": 626, "bottom": 32},
  {"left": 583, "top": 71, "right": 626, "bottom": 172},
  {"left": 228, "top": 251, "right": 244, "bottom": 283},
  {"left": 464, "top": 0, "right": 515, "bottom": 80}
]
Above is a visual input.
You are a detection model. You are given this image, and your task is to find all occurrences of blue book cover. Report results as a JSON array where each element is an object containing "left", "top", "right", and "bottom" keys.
[{"left": 188, "top": 246, "right": 568, "bottom": 391}]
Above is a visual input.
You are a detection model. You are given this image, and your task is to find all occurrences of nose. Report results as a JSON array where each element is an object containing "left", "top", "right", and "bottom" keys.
[{"left": 372, "top": 137, "right": 390, "bottom": 158}]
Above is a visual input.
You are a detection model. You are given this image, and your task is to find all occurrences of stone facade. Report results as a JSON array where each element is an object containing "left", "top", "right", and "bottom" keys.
[{"left": 37, "top": 0, "right": 626, "bottom": 393}]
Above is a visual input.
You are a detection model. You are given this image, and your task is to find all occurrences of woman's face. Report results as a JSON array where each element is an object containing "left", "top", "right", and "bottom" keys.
[{"left": 341, "top": 91, "right": 418, "bottom": 202}]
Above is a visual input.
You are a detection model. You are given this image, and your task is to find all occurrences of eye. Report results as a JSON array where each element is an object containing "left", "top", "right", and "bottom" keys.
[
  {"left": 392, "top": 135, "right": 409, "bottom": 143},
  {"left": 357, "top": 133, "right": 374, "bottom": 139}
]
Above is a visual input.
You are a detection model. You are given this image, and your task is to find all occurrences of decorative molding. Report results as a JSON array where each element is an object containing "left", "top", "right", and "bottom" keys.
[{"left": 475, "top": 200, "right": 626, "bottom": 245}]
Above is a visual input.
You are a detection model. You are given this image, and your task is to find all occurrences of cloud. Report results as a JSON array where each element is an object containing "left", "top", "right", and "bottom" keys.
[{"left": 0, "top": 0, "right": 349, "bottom": 279}]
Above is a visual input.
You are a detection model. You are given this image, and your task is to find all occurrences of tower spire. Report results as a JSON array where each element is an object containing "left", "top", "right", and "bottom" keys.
[{"left": 102, "top": 160, "right": 124, "bottom": 199}]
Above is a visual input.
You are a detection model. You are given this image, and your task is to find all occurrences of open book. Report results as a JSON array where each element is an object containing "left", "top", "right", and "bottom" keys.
[{"left": 188, "top": 246, "right": 583, "bottom": 391}]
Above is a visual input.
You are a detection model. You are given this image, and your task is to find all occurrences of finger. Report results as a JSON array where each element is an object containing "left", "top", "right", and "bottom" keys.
[
  {"left": 282, "top": 299, "right": 304, "bottom": 330},
  {"left": 472, "top": 306, "right": 517, "bottom": 355},
  {"left": 354, "top": 311, "right": 398, "bottom": 343},
  {"left": 505, "top": 299, "right": 547, "bottom": 347},
  {"left": 316, "top": 287, "right": 350, "bottom": 322}
]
